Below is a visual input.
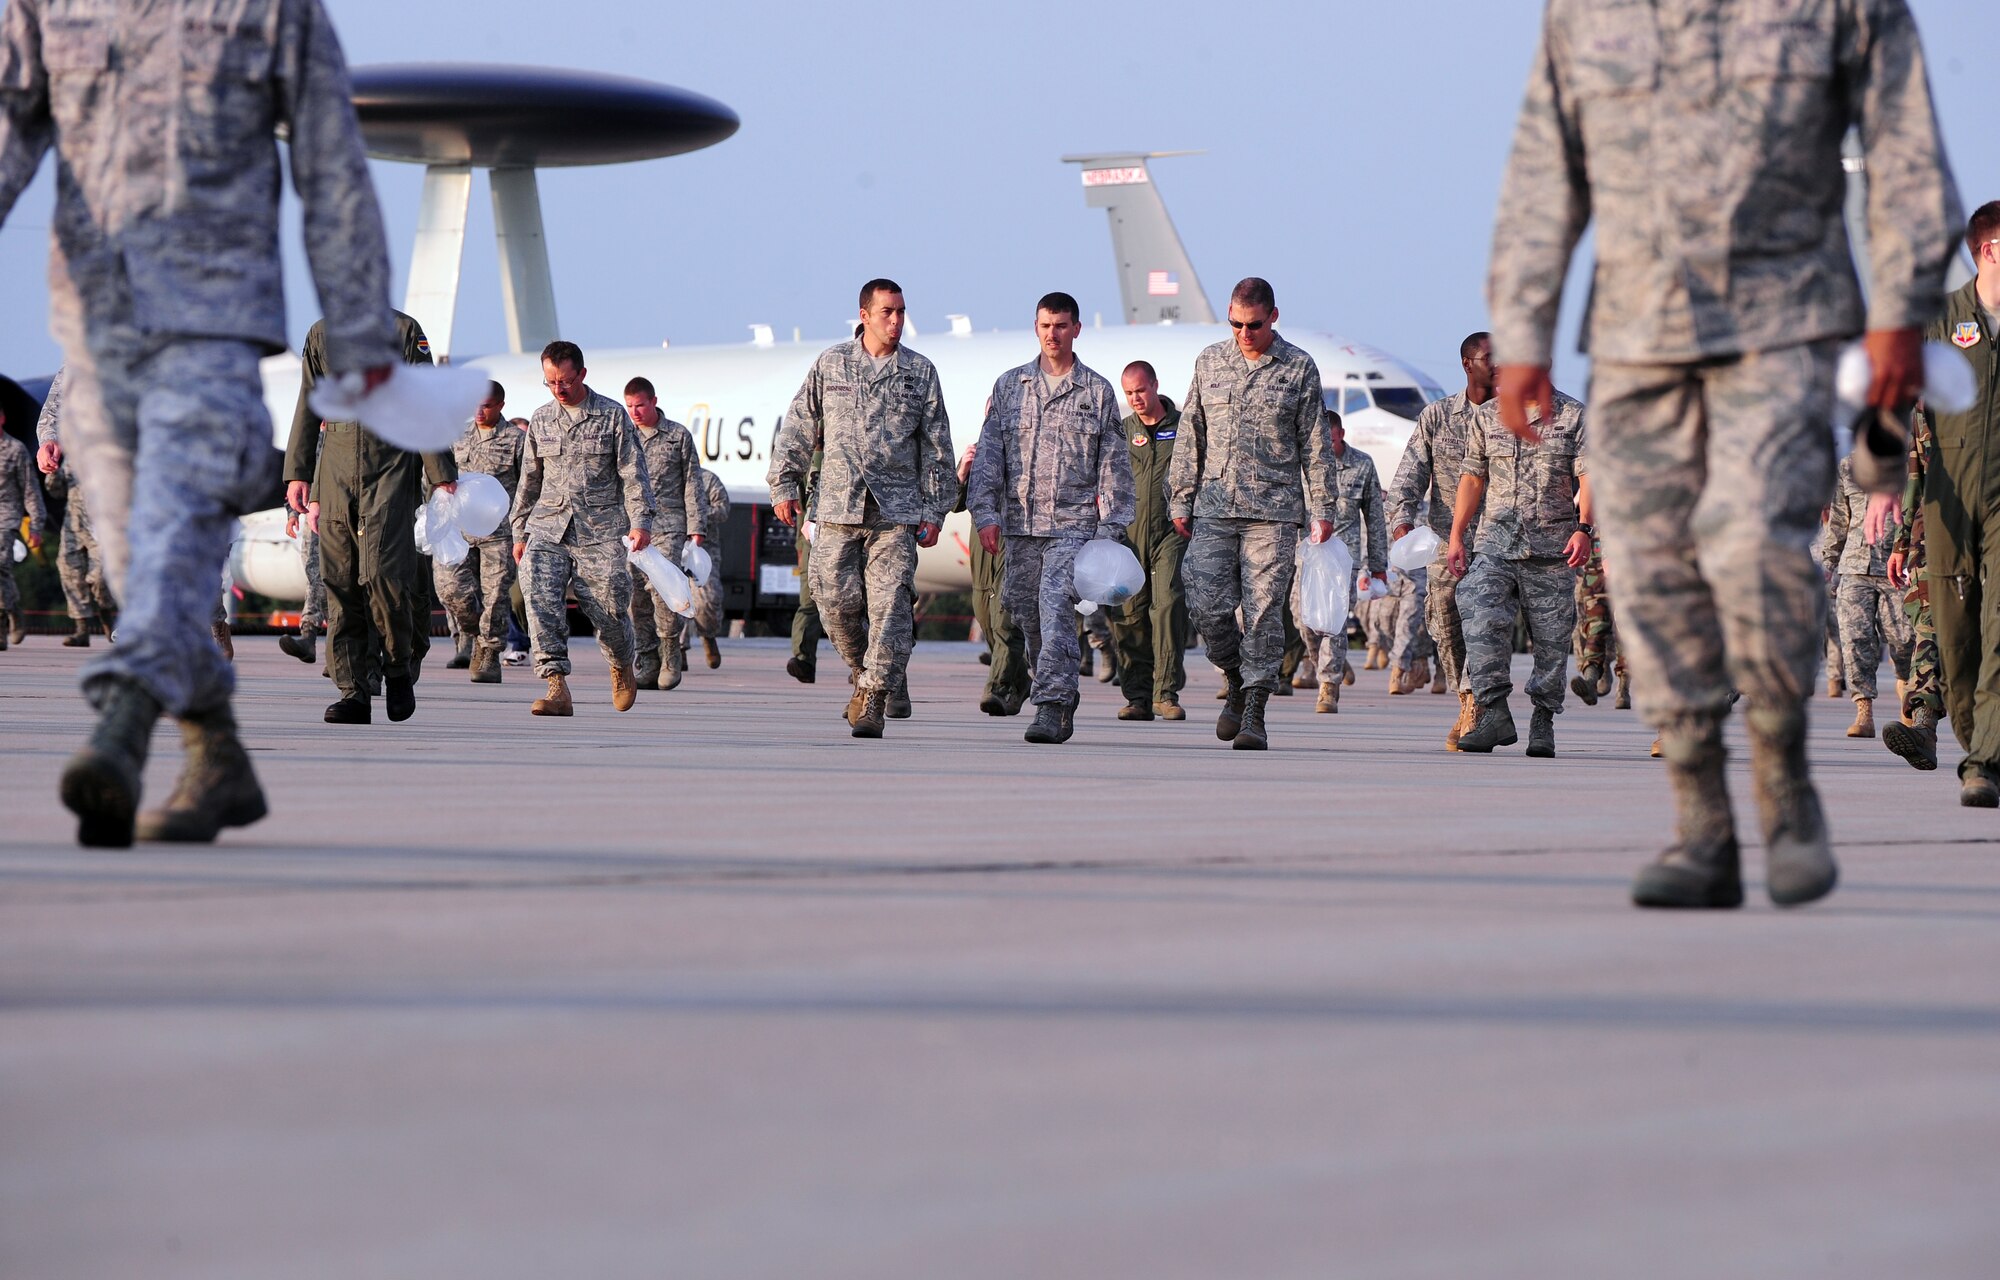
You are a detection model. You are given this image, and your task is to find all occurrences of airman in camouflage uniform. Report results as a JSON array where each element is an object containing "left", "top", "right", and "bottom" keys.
[
  {"left": 769, "top": 280, "right": 954, "bottom": 738},
  {"left": 510, "top": 341, "right": 656, "bottom": 716},
  {"left": 1823, "top": 455, "right": 1912, "bottom": 739},
  {"left": 1, "top": 0, "right": 401, "bottom": 845},
  {"left": 1450, "top": 391, "right": 1591, "bottom": 757},
  {"left": 435, "top": 381, "right": 523, "bottom": 683},
  {"left": 1569, "top": 539, "right": 1629, "bottom": 708},
  {"left": 785, "top": 442, "right": 823, "bottom": 684},
  {"left": 1168, "top": 278, "right": 1338, "bottom": 751},
  {"left": 967, "top": 293, "right": 1136, "bottom": 744},
  {"left": 622, "top": 376, "right": 706, "bottom": 692},
  {"left": 956, "top": 444, "right": 1029, "bottom": 716},
  {"left": 34, "top": 369, "right": 114, "bottom": 645},
  {"left": 1291, "top": 410, "right": 1385, "bottom": 713},
  {"left": 0, "top": 414, "right": 48, "bottom": 644},
  {"left": 1389, "top": 333, "right": 1495, "bottom": 747},
  {"left": 693, "top": 465, "right": 730, "bottom": 668},
  {"left": 1883, "top": 405, "right": 1941, "bottom": 770},
  {"left": 1488, "top": 0, "right": 1962, "bottom": 907}
]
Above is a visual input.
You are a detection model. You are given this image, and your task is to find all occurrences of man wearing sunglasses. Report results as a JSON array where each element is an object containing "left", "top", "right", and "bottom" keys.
[{"left": 1167, "top": 277, "right": 1338, "bottom": 750}]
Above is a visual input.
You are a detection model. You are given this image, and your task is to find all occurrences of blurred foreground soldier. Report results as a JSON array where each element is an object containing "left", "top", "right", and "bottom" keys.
[
  {"left": 1884, "top": 412, "right": 1941, "bottom": 770},
  {"left": 768, "top": 279, "right": 953, "bottom": 739},
  {"left": 623, "top": 376, "right": 705, "bottom": 691},
  {"left": 1106, "top": 360, "right": 1189, "bottom": 721},
  {"left": 957, "top": 442, "right": 1029, "bottom": 715},
  {"left": 1907, "top": 202, "right": 2000, "bottom": 801},
  {"left": 1448, "top": 391, "right": 1592, "bottom": 756},
  {"left": 1296, "top": 409, "right": 1386, "bottom": 712},
  {"left": 0, "top": 0, "right": 401, "bottom": 845},
  {"left": 435, "top": 381, "right": 522, "bottom": 683},
  {"left": 1390, "top": 332, "right": 1495, "bottom": 748},
  {"left": 288, "top": 311, "right": 455, "bottom": 724},
  {"left": 511, "top": 341, "right": 655, "bottom": 716},
  {"left": 36, "top": 369, "right": 116, "bottom": 646},
  {"left": 1823, "top": 456, "right": 1911, "bottom": 739},
  {"left": 693, "top": 465, "right": 729, "bottom": 668},
  {"left": 0, "top": 402, "right": 47, "bottom": 646},
  {"left": 1489, "top": 0, "right": 1962, "bottom": 906},
  {"left": 967, "top": 291, "right": 1134, "bottom": 744},
  {"left": 1169, "top": 278, "right": 1337, "bottom": 750}
]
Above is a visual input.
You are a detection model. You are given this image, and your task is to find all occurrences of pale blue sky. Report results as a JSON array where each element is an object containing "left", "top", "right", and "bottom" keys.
[{"left": 2, "top": 0, "right": 1993, "bottom": 395}]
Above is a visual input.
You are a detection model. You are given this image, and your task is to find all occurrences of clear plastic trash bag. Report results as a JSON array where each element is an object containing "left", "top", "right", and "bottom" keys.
[
  {"left": 415, "top": 488, "right": 469, "bottom": 566},
  {"left": 1388, "top": 526, "right": 1440, "bottom": 573},
  {"left": 309, "top": 362, "right": 493, "bottom": 453},
  {"left": 10, "top": 538, "right": 24, "bottom": 563},
  {"left": 1295, "top": 536, "right": 1354, "bottom": 634},
  {"left": 452, "top": 471, "right": 511, "bottom": 538},
  {"left": 1071, "top": 538, "right": 1145, "bottom": 615},
  {"left": 628, "top": 537, "right": 696, "bottom": 616},
  {"left": 680, "top": 540, "right": 713, "bottom": 587}
]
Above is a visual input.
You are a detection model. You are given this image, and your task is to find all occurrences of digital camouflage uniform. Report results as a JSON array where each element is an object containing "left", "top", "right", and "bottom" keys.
[
  {"left": 1389, "top": 391, "right": 1485, "bottom": 693},
  {"left": 511, "top": 389, "right": 655, "bottom": 678},
  {"left": 956, "top": 473, "right": 1028, "bottom": 708},
  {"left": 0, "top": 0, "right": 400, "bottom": 717},
  {"left": 287, "top": 313, "right": 453, "bottom": 699},
  {"left": 1889, "top": 406, "right": 1939, "bottom": 719},
  {"left": 35, "top": 369, "right": 114, "bottom": 629},
  {"left": 1459, "top": 391, "right": 1587, "bottom": 714},
  {"left": 769, "top": 340, "right": 954, "bottom": 696},
  {"left": 1168, "top": 333, "right": 1336, "bottom": 693},
  {"left": 626, "top": 415, "right": 704, "bottom": 685},
  {"left": 967, "top": 356, "right": 1136, "bottom": 709},
  {"left": 1823, "top": 455, "right": 1911, "bottom": 702},
  {"left": 0, "top": 427, "right": 48, "bottom": 620},
  {"left": 694, "top": 467, "right": 730, "bottom": 642},
  {"left": 435, "top": 418, "right": 524, "bottom": 651},
  {"left": 1107, "top": 397, "right": 1190, "bottom": 707},
  {"left": 1291, "top": 441, "right": 1385, "bottom": 681},
  {"left": 1489, "top": 0, "right": 1960, "bottom": 902}
]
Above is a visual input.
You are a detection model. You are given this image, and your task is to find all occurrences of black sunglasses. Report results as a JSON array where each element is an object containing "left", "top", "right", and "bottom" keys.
[{"left": 1229, "top": 319, "right": 1267, "bottom": 331}]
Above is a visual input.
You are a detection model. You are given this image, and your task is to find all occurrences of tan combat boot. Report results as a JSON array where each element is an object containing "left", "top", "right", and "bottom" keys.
[
  {"left": 1846, "top": 698, "right": 1875, "bottom": 738},
  {"left": 610, "top": 663, "right": 638, "bottom": 712},
  {"left": 469, "top": 640, "right": 502, "bottom": 684},
  {"left": 136, "top": 703, "right": 268, "bottom": 843},
  {"left": 1409, "top": 657, "right": 1431, "bottom": 693},
  {"left": 531, "top": 673, "right": 573, "bottom": 716},
  {"left": 1895, "top": 678, "right": 1910, "bottom": 724},
  {"left": 1316, "top": 681, "right": 1339, "bottom": 714},
  {"left": 1429, "top": 664, "right": 1445, "bottom": 694},
  {"left": 1445, "top": 691, "right": 1474, "bottom": 751},
  {"left": 1825, "top": 671, "right": 1843, "bottom": 698},
  {"left": 844, "top": 686, "right": 867, "bottom": 728},
  {"left": 1363, "top": 645, "right": 1383, "bottom": 671}
]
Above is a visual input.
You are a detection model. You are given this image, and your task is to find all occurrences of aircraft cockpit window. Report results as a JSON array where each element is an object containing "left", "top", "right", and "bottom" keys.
[
  {"left": 1371, "top": 387, "right": 1428, "bottom": 421},
  {"left": 1340, "top": 386, "right": 1372, "bottom": 416}
]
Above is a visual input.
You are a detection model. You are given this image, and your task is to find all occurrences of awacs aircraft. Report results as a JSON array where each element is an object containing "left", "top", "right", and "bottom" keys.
[{"left": 228, "top": 143, "right": 1445, "bottom": 620}]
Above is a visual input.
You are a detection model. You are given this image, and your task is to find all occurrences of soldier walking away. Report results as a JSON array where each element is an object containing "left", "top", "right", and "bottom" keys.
[
  {"left": 768, "top": 279, "right": 954, "bottom": 739},
  {"left": 693, "top": 465, "right": 730, "bottom": 669},
  {"left": 435, "top": 381, "right": 524, "bottom": 684},
  {"left": 1488, "top": 0, "right": 1962, "bottom": 907},
  {"left": 1293, "top": 409, "right": 1387, "bottom": 713},
  {"left": 288, "top": 311, "right": 456, "bottom": 725},
  {"left": 34, "top": 370, "right": 117, "bottom": 646},
  {"left": 1, "top": 0, "right": 405, "bottom": 845},
  {"left": 1106, "top": 360, "right": 1191, "bottom": 721},
  {"left": 1906, "top": 202, "right": 2000, "bottom": 802},
  {"left": 1168, "top": 278, "right": 1339, "bottom": 751},
  {"left": 511, "top": 342, "right": 656, "bottom": 716},
  {"left": 622, "top": 376, "right": 706, "bottom": 692},
  {"left": 1448, "top": 390, "right": 1592, "bottom": 757},
  {"left": 0, "top": 400, "right": 48, "bottom": 647},
  {"left": 1390, "top": 332, "right": 1496, "bottom": 749},
  {"left": 1823, "top": 456, "right": 1912, "bottom": 740},
  {"left": 967, "top": 292, "right": 1135, "bottom": 744}
]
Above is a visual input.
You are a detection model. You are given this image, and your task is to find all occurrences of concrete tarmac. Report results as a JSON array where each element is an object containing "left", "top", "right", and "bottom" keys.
[{"left": 2, "top": 636, "right": 1996, "bottom": 1279}]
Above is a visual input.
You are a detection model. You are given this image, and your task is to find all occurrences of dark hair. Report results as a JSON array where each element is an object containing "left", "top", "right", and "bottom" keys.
[
  {"left": 624, "top": 376, "right": 656, "bottom": 399},
  {"left": 1122, "top": 360, "right": 1158, "bottom": 385},
  {"left": 1323, "top": 407, "right": 1344, "bottom": 427},
  {"left": 1036, "top": 291, "right": 1081, "bottom": 323},
  {"left": 859, "top": 278, "right": 903, "bottom": 310},
  {"left": 485, "top": 380, "right": 505, "bottom": 403},
  {"left": 1229, "top": 277, "right": 1276, "bottom": 311},
  {"left": 541, "top": 340, "right": 584, "bottom": 372},
  {"left": 1459, "top": 331, "right": 1492, "bottom": 361},
  {"left": 1969, "top": 201, "right": 2000, "bottom": 258}
]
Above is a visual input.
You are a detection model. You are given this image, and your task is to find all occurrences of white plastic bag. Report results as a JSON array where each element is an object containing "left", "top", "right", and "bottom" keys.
[
  {"left": 628, "top": 537, "right": 696, "bottom": 616},
  {"left": 415, "top": 488, "right": 470, "bottom": 565},
  {"left": 1358, "top": 571, "right": 1389, "bottom": 600},
  {"left": 10, "top": 538, "right": 24, "bottom": 563},
  {"left": 452, "top": 471, "right": 511, "bottom": 538},
  {"left": 680, "top": 540, "right": 713, "bottom": 587},
  {"left": 1834, "top": 340, "right": 1978, "bottom": 417},
  {"left": 1071, "top": 538, "right": 1145, "bottom": 614},
  {"left": 1388, "top": 526, "right": 1440, "bottom": 573},
  {"left": 309, "top": 362, "right": 493, "bottom": 453},
  {"left": 1295, "top": 536, "right": 1354, "bottom": 634}
]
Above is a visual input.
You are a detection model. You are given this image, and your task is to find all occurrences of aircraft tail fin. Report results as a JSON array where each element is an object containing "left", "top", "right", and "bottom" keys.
[{"left": 1061, "top": 152, "right": 1215, "bottom": 326}]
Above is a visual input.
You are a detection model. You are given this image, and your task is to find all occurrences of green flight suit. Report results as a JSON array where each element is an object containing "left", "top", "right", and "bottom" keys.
[
  {"left": 285, "top": 311, "right": 455, "bottom": 698},
  {"left": 1918, "top": 279, "right": 2000, "bottom": 778},
  {"left": 1108, "top": 398, "right": 1190, "bottom": 704}
]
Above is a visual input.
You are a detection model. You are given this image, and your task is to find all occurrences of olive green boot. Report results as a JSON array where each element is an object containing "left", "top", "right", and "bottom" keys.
[
  {"left": 136, "top": 703, "right": 269, "bottom": 843},
  {"left": 1632, "top": 720, "right": 1743, "bottom": 909},
  {"left": 1456, "top": 698, "right": 1519, "bottom": 753},
  {"left": 59, "top": 678, "right": 163, "bottom": 848}
]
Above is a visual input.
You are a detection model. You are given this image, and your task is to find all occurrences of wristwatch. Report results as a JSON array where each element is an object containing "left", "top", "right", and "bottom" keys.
[{"left": 1576, "top": 522, "right": 1595, "bottom": 537}]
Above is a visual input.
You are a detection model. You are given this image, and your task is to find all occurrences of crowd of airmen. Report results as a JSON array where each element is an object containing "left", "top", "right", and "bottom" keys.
[{"left": 0, "top": 0, "right": 1989, "bottom": 916}]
